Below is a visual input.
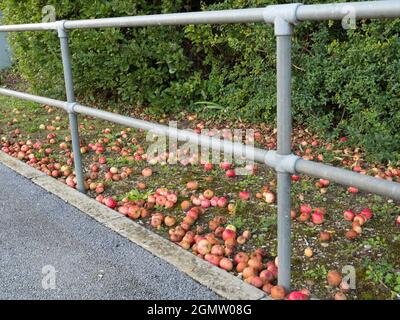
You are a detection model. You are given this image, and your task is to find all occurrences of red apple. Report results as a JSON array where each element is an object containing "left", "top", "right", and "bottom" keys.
[
  {"left": 354, "top": 214, "right": 366, "bottom": 226},
  {"left": 239, "top": 191, "right": 250, "bottom": 201},
  {"left": 104, "top": 197, "right": 117, "bottom": 209},
  {"left": 234, "top": 252, "right": 249, "bottom": 264},
  {"left": 343, "top": 210, "right": 355, "bottom": 221},
  {"left": 220, "top": 162, "right": 231, "bottom": 170},
  {"left": 291, "top": 175, "right": 300, "bottom": 182},
  {"left": 360, "top": 208, "right": 373, "bottom": 220},
  {"left": 219, "top": 257, "right": 233, "bottom": 271},
  {"left": 348, "top": 186, "right": 359, "bottom": 194},
  {"left": 210, "top": 196, "right": 219, "bottom": 207},
  {"left": 222, "top": 229, "right": 236, "bottom": 242},
  {"left": 287, "top": 291, "right": 308, "bottom": 300},
  {"left": 225, "top": 169, "right": 236, "bottom": 178},
  {"left": 211, "top": 244, "right": 225, "bottom": 256},
  {"left": 205, "top": 254, "right": 221, "bottom": 266},
  {"left": 200, "top": 199, "right": 211, "bottom": 208},
  {"left": 98, "top": 156, "right": 107, "bottom": 164},
  {"left": 299, "top": 212, "right": 310, "bottom": 222},
  {"left": 217, "top": 197, "right": 227, "bottom": 208},
  {"left": 319, "top": 179, "right": 330, "bottom": 187},
  {"left": 259, "top": 270, "right": 274, "bottom": 283},
  {"left": 300, "top": 204, "right": 312, "bottom": 215},
  {"left": 312, "top": 212, "right": 324, "bottom": 224}
]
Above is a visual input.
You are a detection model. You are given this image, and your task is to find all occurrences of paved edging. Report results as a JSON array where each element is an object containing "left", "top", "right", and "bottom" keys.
[{"left": 0, "top": 151, "right": 267, "bottom": 300}]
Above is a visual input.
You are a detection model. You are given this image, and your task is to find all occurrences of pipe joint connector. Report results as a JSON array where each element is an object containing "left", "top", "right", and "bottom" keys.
[
  {"left": 56, "top": 20, "right": 68, "bottom": 38},
  {"left": 66, "top": 102, "right": 77, "bottom": 114},
  {"left": 263, "top": 3, "right": 302, "bottom": 36},
  {"left": 265, "top": 151, "right": 300, "bottom": 174}
]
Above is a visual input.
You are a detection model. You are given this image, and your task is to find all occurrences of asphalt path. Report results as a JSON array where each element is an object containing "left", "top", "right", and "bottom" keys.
[{"left": 0, "top": 164, "right": 219, "bottom": 300}]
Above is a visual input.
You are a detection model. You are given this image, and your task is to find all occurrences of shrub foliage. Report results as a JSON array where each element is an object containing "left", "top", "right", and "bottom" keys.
[{"left": 1, "top": 0, "right": 399, "bottom": 162}]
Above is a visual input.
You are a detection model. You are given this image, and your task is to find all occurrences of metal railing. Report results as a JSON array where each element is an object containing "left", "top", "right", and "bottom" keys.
[{"left": 1, "top": 1, "right": 400, "bottom": 292}]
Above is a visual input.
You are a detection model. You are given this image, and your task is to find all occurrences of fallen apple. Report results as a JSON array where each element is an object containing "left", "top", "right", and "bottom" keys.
[
  {"left": 287, "top": 291, "right": 308, "bottom": 300},
  {"left": 271, "top": 286, "right": 286, "bottom": 300},
  {"left": 327, "top": 270, "right": 342, "bottom": 287},
  {"left": 312, "top": 212, "right": 324, "bottom": 224},
  {"left": 219, "top": 257, "right": 233, "bottom": 271},
  {"left": 263, "top": 191, "right": 275, "bottom": 204},
  {"left": 343, "top": 210, "right": 355, "bottom": 221},
  {"left": 104, "top": 197, "right": 117, "bottom": 209},
  {"left": 300, "top": 204, "right": 312, "bottom": 215},
  {"left": 225, "top": 169, "right": 236, "bottom": 178},
  {"left": 142, "top": 167, "right": 153, "bottom": 177},
  {"left": 334, "top": 292, "right": 347, "bottom": 300},
  {"left": 319, "top": 231, "right": 331, "bottom": 242},
  {"left": 304, "top": 247, "right": 313, "bottom": 258},
  {"left": 239, "top": 191, "right": 250, "bottom": 201}
]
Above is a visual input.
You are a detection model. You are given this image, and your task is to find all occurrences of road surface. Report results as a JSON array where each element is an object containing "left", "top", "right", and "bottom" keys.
[{"left": 0, "top": 164, "right": 219, "bottom": 300}]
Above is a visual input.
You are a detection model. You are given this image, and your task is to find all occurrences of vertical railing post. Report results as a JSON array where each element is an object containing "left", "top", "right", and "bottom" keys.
[
  {"left": 57, "top": 21, "right": 85, "bottom": 193},
  {"left": 274, "top": 16, "right": 294, "bottom": 292}
]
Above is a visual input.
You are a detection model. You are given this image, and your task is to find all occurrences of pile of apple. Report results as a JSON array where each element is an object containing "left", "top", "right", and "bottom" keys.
[
  {"left": 1, "top": 138, "right": 79, "bottom": 184},
  {"left": 189, "top": 188, "right": 228, "bottom": 209},
  {"left": 97, "top": 183, "right": 313, "bottom": 299},
  {"left": 96, "top": 194, "right": 151, "bottom": 220},
  {"left": 293, "top": 204, "right": 326, "bottom": 225},
  {"left": 343, "top": 208, "right": 373, "bottom": 239},
  {"left": 147, "top": 187, "right": 179, "bottom": 209},
  {"left": 3, "top": 118, "right": 400, "bottom": 301}
]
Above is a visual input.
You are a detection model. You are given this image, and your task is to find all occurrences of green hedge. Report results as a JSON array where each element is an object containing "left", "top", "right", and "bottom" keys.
[{"left": 1, "top": 0, "right": 400, "bottom": 163}]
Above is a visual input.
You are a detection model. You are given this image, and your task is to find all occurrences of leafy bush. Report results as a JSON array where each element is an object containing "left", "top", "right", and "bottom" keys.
[
  {"left": 0, "top": 0, "right": 203, "bottom": 115},
  {"left": 1, "top": 0, "right": 400, "bottom": 162}
]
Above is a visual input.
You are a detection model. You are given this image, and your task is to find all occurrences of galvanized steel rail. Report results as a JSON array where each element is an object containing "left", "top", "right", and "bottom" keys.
[{"left": 1, "top": 0, "right": 400, "bottom": 292}]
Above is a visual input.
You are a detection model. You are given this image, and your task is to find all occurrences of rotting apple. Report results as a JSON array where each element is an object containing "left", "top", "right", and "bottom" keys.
[{"left": 327, "top": 270, "right": 342, "bottom": 287}]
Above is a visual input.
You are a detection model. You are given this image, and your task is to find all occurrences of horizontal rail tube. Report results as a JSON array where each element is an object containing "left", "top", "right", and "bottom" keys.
[
  {"left": 295, "top": 159, "right": 400, "bottom": 200},
  {"left": 0, "top": 8, "right": 268, "bottom": 32},
  {"left": 73, "top": 103, "right": 268, "bottom": 162},
  {"left": 0, "top": 22, "right": 58, "bottom": 32},
  {"left": 0, "top": 1, "right": 400, "bottom": 32},
  {"left": 0, "top": 87, "right": 268, "bottom": 163},
  {"left": 64, "top": 8, "right": 267, "bottom": 30},
  {"left": 1, "top": 87, "right": 400, "bottom": 200},
  {"left": 0, "top": 88, "right": 67, "bottom": 109},
  {"left": 296, "top": 1, "right": 400, "bottom": 21}
]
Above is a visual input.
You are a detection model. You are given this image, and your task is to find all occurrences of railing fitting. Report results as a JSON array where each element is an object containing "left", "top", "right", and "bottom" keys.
[
  {"left": 56, "top": 20, "right": 68, "bottom": 38},
  {"left": 262, "top": 3, "right": 302, "bottom": 35},
  {"left": 66, "top": 102, "right": 77, "bottom": 114},
  {"left": 265, "top": 152, "right": 300, "bottom": 174}
]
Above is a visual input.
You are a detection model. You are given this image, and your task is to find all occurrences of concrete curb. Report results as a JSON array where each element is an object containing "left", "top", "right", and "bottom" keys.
[{"left": 0, "top": 151, "right": 267, "bottom": 300}]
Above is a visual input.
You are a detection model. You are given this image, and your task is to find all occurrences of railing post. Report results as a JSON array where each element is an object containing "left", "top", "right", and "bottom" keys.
[
  {"left": 57, "top": 21, "right": 85, "bottom": 193},
  {"left": 274, "top": 16, "right": 295, "bottom": 292}
]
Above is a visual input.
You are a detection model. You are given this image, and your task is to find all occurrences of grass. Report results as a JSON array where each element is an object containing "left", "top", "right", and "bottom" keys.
[{"left": 0, "top": 94, "right": 399, "bottom": 300}]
